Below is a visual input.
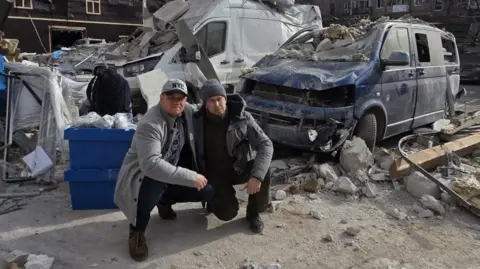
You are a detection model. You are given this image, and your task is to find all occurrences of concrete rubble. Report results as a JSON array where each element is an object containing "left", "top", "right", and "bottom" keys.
[
  {"left": 240, "top": 258, "right": 281, "bottom": 269},
  {"left": 1, "top": 250, "right": 54, "bottom": 269}
]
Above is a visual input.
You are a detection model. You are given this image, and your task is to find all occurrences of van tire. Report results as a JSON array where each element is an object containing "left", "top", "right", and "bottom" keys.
[{"left": 354, "top": 113, "right": 377, "bottom": 150}]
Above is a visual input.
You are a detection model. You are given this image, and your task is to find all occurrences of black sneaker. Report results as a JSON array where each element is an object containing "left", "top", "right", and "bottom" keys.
[
  {"left": 157, "top": 204, "right": 177, "bottom": 220},
  {"left": 246, "top": 212, "right": 264, "bottom": 234}
]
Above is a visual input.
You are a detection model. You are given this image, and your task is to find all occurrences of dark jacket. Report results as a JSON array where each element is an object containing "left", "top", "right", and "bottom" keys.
[{"left": 193, "top": 94, "right": 273, "bottom": 181}]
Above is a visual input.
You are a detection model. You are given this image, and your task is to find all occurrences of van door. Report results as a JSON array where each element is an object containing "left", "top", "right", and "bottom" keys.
[
  {"left": 381, "top": 26, "right": 417, "bottom": 137},
  {"left": 411, "top": 30, "right": 447, "bottom": 128},
  {"left": 194, "top": 19, "right": 232, "bottom": 85}
]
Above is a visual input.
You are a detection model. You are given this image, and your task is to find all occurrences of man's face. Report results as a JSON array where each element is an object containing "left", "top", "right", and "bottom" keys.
[
  {"left": 206, "top": 95, "right": 227, "bottom": 116},
  {"left": 160, "top": 92, "right": 187, "bottom": 117}
]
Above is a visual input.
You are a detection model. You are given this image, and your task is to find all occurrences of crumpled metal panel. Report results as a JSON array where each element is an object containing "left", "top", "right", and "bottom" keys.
[{"left": 242, "top": 56, "right": 369, "bottom": 91}]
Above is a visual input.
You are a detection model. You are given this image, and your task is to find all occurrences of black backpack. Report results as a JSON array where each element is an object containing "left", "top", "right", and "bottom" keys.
[{"left": 86, "top": 67, "right": 131, "bottom": 116}]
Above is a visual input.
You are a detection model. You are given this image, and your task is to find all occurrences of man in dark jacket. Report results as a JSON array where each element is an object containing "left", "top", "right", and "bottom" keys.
[{"left": 193, "top": 79, "right": 274, "bottom": 233}]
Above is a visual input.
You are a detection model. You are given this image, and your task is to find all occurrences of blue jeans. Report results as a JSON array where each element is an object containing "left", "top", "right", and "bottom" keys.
[{"left": 130, "top": 176, "right": 214, "bottom": 232}]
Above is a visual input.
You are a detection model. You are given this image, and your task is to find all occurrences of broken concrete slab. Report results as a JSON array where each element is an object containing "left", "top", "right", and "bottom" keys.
[
  {"left": 315, "top": 38, "right": 333, "bottom": 52},
  {"left": 313, "top": 163, "right": 338, "bottom": 182},
  {"left": 420, "top": 195, "right": 445, "bottom": 215},
  {"left": 3, "top": 250, "right": 29, "bottom": 266},
  {"left": 418, "top": 209, "right": 434, "bottom": 219},
  {"left": 362, "top": 182, "right": 377, "bottom": 198},
  {"left": 25, "top": 254, "right": 54, "bottom": 269},
  {"left": 333, "top": 176, "right": 357, "bottom": 194},
  {"left": 386, "top": 208, "right": 407, "bottom": 221},
  {"left": 270, "top": 160, "right": 288, "bottom": 173},
  {"left": 340, "top": 137, "right": 373, "bottom": 173},
  {"left": 404, "top": 171, "right": 441, "bottom": 199},
  {"left": 152, "top": 0, "right": 189, "bottom": 30},
  {"left": 373, "top": 148, "right": 394, "bottom": 170},
  {"left": 332, "top": 32, "right": 355, "bottom": 48}
]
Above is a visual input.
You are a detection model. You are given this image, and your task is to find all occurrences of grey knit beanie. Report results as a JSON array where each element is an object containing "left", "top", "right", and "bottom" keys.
[{"left": 201, "top": 79, "right": 226, "bottom": 103}]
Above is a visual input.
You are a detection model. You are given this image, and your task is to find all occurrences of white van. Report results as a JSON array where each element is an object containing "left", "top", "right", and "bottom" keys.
[{"left": 105, "top": 0, "right": 322, "bottom": 106}]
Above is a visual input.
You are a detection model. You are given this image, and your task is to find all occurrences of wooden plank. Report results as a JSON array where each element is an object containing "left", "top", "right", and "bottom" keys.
[{"left": 389, "top": 134, "right": 480, "bottom": 179}]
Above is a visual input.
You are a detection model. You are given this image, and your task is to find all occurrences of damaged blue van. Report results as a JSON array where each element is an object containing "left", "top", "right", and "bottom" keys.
[{"left": 235, "top": 20, "right": 461, "bottom": 152}]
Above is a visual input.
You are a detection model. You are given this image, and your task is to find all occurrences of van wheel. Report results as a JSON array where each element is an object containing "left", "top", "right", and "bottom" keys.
[{"left": 354, "top": 113, "right": 377, "bottom": 150}]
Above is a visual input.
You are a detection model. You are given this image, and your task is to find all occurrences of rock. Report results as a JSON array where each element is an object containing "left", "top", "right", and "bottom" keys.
[
  {"left": 412, "top": 203, "right": 424, "bottom": 213},
  {"left": 9, "top": 263, "right": 20, "bottom": 269},
  {"left": 270, "top": 160, "right": 288, "bottom": 173},
  {"left": 24, "top": 254, "right": 54, "bottom": 269},
  {"left": 386, "top": 208, "right": 407, "bottom": 221},
  {"left": 267, "top": 201, "right": 282, "bottom": 213},
  {"left": 4, "top": 250, "right": 29, "bottom": 266},
  {"left": 404, "top": 171, "right": 441, "bottom": 199},
  {"left": 345, "top": 227, "right": 361, "bottom": 237},
  {"left": 325, "top": 181, "right": 334, "bottom": 190},
  {"left": 350, "top": 169, "right": 369, "bottom": 183},
  {"left": 333, "top": 176, "right": 358, "bottom": 194},
  {"left": 332, "top": 32, "right": 355, "bottom": 48},
  {"left": 315, "top": 38, "right": 333, "bottom": 52},
  {"left": 291, "top": 172, "right": 316, "bottom": 183},
  {"left": 373, "top": 148, "right": 394, "bottom": 170},
  {"left": 303, "top": 179, "right": 320, "bottom": 193},
  {"left": 313, "top": 163, "right": 338, "bottom": 182},
  {"left": 363, "top": 182, "right": 377, "bottom": 198},
  {"left": 370, "top": 173, "right": 387, "bottom": 182},
  {"left": 440, "top": 192, "right": 456, "bottom": 205},
  {"left": 276, "top": 223, "right": 287, "bottom": 228},
  {"left": 193, "top": 251, "right": 203, "bottom": 256},
  {"left": 306, "top": 193, "right": 318, "bottom": 200},
  {"left": 274, "top": 190, "right": 287, "bottom": 201},
  {"left": 345, "top": 240, "right": 355, "bottom": 246},
  {"left": 350, "top": 258, "right": 404, "bottom": 269},
  {"left": 340, "top": 219, "right": 348, "bottom": 224},
  {"left": 339, "top": 137, "right": 373, "bottom": 173},
  {"left": 418, "top": 209, "right": 434, "bottom": 218},
  {"left": 420, "top": 195, "right": 445, "bottom": 215},
  {"left": 310, "top": 209, "right": 323, "bottom": 220},
  {"left": 289, "top": 183, "right": 301, "bottom": 194},
  {"left": 323, "top": 234, "right": 334, "bottom": 242}
]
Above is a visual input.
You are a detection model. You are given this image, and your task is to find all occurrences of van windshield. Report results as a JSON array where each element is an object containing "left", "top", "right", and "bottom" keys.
[{"left": 275, "top": 26, "right": 381, "bottom": 62}]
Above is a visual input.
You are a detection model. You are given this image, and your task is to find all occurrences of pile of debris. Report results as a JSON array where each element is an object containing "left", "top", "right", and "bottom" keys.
[
  {"left": 274, "top": 15, "right": 434, "bottom": 62},
  {"left": 0, "top": 31, "right": 20, "bottom": 62},
  {"left": 271, "top": 137, "right": 388, "bottom": 201},
  {"left": 269, "top": 132, "right": 480, "bottom": 219}
]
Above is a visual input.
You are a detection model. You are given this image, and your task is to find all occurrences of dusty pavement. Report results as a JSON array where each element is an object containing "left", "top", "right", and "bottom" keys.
[{"left": 2, "top": 87, "right": 480, "bottom": 269}]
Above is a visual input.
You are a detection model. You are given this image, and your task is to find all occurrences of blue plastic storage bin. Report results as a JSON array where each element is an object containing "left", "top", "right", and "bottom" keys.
[
  {"left": 64, "top": 169, "right": 119, "bottom": 210},
  {"left": 64, "top": 127, "right": 135, "bottom": 170}
]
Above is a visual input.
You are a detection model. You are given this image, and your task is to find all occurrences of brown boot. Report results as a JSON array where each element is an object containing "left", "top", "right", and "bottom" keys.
[{"left": 129, "top": 230, "right": 148, "bottom": 262}]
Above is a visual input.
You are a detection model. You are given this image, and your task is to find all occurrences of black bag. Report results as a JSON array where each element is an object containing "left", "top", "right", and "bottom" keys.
[{"left": 86, "top": 67, "right": 131, "bottom": 116}]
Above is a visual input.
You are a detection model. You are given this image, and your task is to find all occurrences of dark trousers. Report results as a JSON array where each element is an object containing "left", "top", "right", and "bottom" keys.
[
  {"left": 130, "top": 176, "right": 214, "bottom": 232},
  {"left": 208, "top": 161, "right": 271, "bottom": 221}
]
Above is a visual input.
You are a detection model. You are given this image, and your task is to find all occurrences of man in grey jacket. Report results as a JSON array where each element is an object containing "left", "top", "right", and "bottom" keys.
[
  {"left": 114, "top": 79, "right": 213, "bottom": 262},
  {"left": 193, "top": 79, "right": 274, "bottom": 233}
]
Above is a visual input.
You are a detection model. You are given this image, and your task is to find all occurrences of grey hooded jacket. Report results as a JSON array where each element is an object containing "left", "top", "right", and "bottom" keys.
[
  {"left": 114, "top": 103, "right": 199, "bottom": 227},
  {"left": 193, "top": 94, "right": 273, "bottom": 181}
]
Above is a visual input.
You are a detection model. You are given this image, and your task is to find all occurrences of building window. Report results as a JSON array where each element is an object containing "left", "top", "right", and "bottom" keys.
[
  {"left": 414, "top": 0, "right": 423, "bottom": 6},
  {"left": 344, "top": 2, "right": 350, "bottom": 11},
  {"left": 377, "top": 0, "right": 384, "bottom": 8},
  {"left": 86, "top": 0, "right": 101, "bottom": 15},
  {"left": 434, "top": 0, "right": 443, "bottom": 10},
  {"left": 457, "top": 0, "right": 467, "bottom": 7},
  {"left": 359, "top": 0, "right": 369, "bottom": 8},
  {"left": 14, "top": 0, "right": 33, "bottom": 9}
]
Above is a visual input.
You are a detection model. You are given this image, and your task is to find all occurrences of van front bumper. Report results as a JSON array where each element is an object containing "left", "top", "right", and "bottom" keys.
[{"left": 243, "top": 95, "right": 355, "bottom": 153}]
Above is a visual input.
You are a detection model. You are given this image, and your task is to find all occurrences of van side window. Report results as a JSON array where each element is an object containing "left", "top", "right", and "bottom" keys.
[
  {"left": 381, "top": 27, "right": 410, "bottom": 62},
  {"left": 441, "top": 37, "right": 457, "bottom": 64},
  {"left": 194, "top": 21, "right": 227, "bottom": 57},
  {"left": 414, "top": 33, "right": 431, "bottom": 63}
]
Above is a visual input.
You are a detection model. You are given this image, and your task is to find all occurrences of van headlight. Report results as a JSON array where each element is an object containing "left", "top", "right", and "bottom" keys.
[{"left": 123, "top": 55, "right": 162, "bottom": 77}]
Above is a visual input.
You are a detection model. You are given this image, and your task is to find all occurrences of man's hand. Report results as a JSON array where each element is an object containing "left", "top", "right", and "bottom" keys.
[
  {"left": 244, "top": 177, "right": 261, "bottom": 195},
  {"left": 195, "top": 174, "right": 208, "bottom": 191}
]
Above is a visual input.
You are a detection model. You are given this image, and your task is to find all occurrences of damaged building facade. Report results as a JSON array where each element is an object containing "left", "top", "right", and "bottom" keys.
[{"left": 4, "top": 0, "right": 142, "bottom": 53}]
